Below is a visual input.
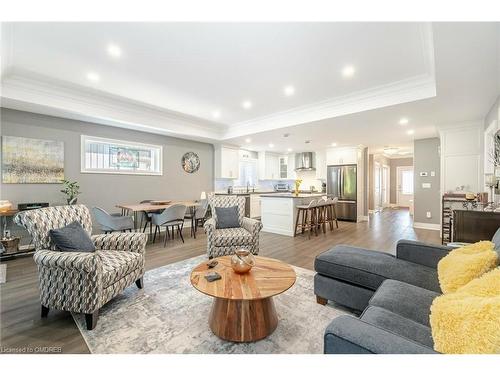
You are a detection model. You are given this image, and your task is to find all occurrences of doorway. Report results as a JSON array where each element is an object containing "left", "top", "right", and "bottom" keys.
[
  {"left": 374, "top": 162, "right": 390, "bottom": 212},
  {"left": 397, "top": 166, "right": 414, "bottom": 208}
]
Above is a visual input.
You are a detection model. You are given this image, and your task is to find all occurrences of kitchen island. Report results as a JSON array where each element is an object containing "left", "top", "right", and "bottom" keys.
[{"left": 260, "top": 193, "right": 325, "bottom": 236}]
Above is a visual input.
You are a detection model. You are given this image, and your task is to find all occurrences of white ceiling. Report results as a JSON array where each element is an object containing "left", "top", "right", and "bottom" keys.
[{"left": 1, "top": 22, "right": 499, "bottom": 154}]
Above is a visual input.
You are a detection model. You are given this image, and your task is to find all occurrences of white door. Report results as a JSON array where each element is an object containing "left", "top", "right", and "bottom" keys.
[
  {"left": 374, "top": 162, "right": 381, "bottom": 211},
  {"left": 397, "top": 166, "right": 414, "bottom": 208},
  {"left": 382, "top": 165, "right": 389, "bottom": 207}
]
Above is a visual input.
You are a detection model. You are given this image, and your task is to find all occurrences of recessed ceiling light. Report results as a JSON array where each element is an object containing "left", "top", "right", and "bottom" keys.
[
  {"left": 212, "top": 110, "right": 221, "bottom": 119},
  {"left": 331, "top": 142, "right": 337, "bottom": 147},
  {"left": 107, "top": 43, "right": 122, "bottom": 58},
  {"left": 86, "top": 72, "right": 100, "bottom": 82},
  {"left": 242, "top": 100, "right": 253, "bottom": 109},
  {"left": 407, "top": 129, "right": 415, "bottom": 135},
  {"left": 399, "top": 117, "right": 409, "bottom": 125},
  {"left": 287, "top": 148, "right": 293, "bottom": 152},
  {"left": 341, "top": 65, "right": 355, "bottom": 78},
  {"left": 269, "top": 143, "right": 274, "bottom": 148},
  {"left": 245, "top": 138, "right": 252, "bottom": 143},
  {"left": 284, "top": 85, "right": 295, "bottom": 96}
]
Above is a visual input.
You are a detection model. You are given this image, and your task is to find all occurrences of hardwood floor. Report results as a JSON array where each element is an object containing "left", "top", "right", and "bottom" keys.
[{"left": 0, "top": 208, "right": 440, "bottom": 354}]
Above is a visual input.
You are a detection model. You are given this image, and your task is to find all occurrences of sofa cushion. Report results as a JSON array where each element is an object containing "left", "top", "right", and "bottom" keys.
[
  {"left": 98, "top": 250, "right": 143, "bottom": 288},
  {"left": 360, "top": 306, "right": 434, "bottom": 349},
  {"left": 369, "top": 280, "right": 440, "bottom": 326},
  {"left": 213, "top": 227, "right": 253, "bottom": 247},
  {"left": 49, "top": 221, "right": 96, "bottom": 252},
  {"left": 314, "top": 245, "right": 441, "bottom": 292}
]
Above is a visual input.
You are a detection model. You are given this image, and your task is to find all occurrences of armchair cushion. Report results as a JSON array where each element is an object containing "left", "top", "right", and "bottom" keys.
[
  {"left": 49, "top": 221, "right": 96, "bottom": 252},
  {"left": 213, "top": 227, "right": 254, "bottom": 247},
  {"left": 99, "top": 250, "right": 144, "bottom": 288},
  {"left": 215, "top": 206, "right": 240, "bottom": 229}
]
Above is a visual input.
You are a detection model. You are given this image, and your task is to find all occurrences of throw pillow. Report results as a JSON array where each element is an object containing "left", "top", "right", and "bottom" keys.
[
  {"left": 437, "top": 241, "right": 498, "bottom": 294},
  {"left": 49, "top": 221, "right": 96, "bottom": 252},
  {"left": 215, "top": 206, "right": 240, "bottom": 229},
  {"left": 430, "top": 267, "right": 500, "bottom": 354}
]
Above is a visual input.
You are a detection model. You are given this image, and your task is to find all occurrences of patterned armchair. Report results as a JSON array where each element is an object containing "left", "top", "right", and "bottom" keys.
[
  {"left": 203, "top": 195, "right": 263, "bottom": 259},
  {"left": 14, "top": 205, "right": 147, "bottom": 330}
]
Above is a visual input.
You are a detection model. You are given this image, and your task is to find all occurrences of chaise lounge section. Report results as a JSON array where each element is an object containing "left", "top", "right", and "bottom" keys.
[{"left": 314, "top": 239, "right": 452, "bottom": 354}]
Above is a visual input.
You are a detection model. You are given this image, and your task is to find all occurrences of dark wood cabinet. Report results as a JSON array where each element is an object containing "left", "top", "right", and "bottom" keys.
[{"left": 453, "top": 210, "right": 500, "bottom": 243}]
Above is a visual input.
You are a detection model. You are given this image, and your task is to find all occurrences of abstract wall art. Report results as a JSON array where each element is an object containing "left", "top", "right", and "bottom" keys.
[{"left": 1, "top": 136, "right": 64, "bottom": 183}]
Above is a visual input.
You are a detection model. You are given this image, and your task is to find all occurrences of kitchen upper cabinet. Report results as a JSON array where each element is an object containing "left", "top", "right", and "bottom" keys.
[
  {"left": 286, "top": 154, "right": 296, "bottom": 180},
  {"left": 326, "top": 147, "right": 358, "bottom": 166},
  {"left": 315, "top": 150, "right": 327, "bottom": 180},
  {"left": 259, "top": 152, "right": 294, "bottom": 180},
  {"left": 215, "top": 145, "right": 239, "bottom": 179}
]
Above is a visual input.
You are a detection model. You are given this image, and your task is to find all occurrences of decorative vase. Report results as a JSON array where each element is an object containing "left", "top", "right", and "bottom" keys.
[{"left": 230, "top": 249, "right": 255, "bottom": 274}]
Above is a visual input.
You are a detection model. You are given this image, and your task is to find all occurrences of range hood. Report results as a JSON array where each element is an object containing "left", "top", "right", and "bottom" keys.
[{"left": 294, "top": 152, "right": 316, "bottom": 171}]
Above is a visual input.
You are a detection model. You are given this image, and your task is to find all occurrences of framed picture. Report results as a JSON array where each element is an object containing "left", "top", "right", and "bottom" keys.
[{"left": 1, "top": 136, "right": 64, "bottom": 184}]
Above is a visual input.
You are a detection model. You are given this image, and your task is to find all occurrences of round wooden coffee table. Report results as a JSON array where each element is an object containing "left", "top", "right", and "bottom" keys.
[{"left": 190, "top": 255, "right": 296, "bottom": 342}]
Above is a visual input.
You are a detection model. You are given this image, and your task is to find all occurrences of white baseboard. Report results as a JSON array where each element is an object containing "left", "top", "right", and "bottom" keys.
[
  {"left": 413, "top": 222, "right": 441, "bottom": 231},
  {"left": 358, "top": 215, "right": 369, "bottom": 222},
  {"left": 368, "top": 209, "right": 376, "bottom": 214}
]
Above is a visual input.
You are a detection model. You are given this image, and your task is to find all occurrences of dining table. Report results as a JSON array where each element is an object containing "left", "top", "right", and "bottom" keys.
[{"left": 116, "top": 200, "right": 201, "bottom": 239}]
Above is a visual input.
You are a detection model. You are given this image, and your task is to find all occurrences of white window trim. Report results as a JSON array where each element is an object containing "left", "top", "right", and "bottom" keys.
[{"left": 80, "top": 135, "right": 163, "bottom": 176}]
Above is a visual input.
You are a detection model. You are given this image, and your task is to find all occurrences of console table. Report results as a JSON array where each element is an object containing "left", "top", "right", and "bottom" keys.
[{"left": 453, "top": 209, "right": 500, "bottom": 243}]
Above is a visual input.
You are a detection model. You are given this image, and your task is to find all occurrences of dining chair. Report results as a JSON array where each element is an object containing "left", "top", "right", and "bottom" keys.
[
  {"left": 151, "top": 204, "right": 188, "bottom": 246},
  {"left": 184, "top": 199, "right": 209, "bottom": 238},
  {"left": 92, "top": 207, "right": 134, "bottom": 233},
  {"left": 139, "top": 200, "right": 163, "bottom": 237}
]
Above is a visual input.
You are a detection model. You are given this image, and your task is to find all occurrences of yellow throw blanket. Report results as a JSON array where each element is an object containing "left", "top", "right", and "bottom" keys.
[
  {"left": 437, "top": 241, "right": 498, "bottom": 294},
  {"left": 430, "top": 267, "right": 500, "bottom": 354}
]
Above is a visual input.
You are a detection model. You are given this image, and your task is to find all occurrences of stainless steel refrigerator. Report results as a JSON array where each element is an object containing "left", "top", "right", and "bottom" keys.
[{"left": 327, "top": 164, "right": 357, "bottom": 221}]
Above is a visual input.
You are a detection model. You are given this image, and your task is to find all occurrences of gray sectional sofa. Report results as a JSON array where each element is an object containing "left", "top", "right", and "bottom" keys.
[{"left": 314, "top": 239, "right": 451, "bottom": 354}]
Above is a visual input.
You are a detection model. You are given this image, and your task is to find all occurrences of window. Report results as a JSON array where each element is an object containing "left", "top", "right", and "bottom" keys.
[
  {"left": 81, "top": 135, "right": 162, "bottom": 175},
  {"left": 235, "top": 159, "right": 258, "bottom": 186},
  {"left": 401, "top": 170, "right": 414, "bottom": 195}
]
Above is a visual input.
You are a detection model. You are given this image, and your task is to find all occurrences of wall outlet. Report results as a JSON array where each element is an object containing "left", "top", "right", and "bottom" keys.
[
  {"left": 422, "top": 182, "right": 431, "bottom": 188},
  {"left": 430, "top": 171, "right": 436, "bottom": 177},
  {"left": 426, "top": 212, "right": 432, "bottom": 219}
]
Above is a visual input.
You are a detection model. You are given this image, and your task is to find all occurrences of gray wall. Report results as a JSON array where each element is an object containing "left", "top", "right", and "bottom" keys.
[
  {"left": 389, "top": 157, "right": 413, "bottom": 204},
  {"left": 413, "top": 138, "right": 441, "bottom": 225},
  {"left": 0, "top": 109, "right": 214, "bottom": 213}
]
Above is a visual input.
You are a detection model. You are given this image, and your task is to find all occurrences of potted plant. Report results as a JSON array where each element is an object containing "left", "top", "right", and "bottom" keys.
[{"left": 61, "top": 179, "right": 81, "bottom": 205}]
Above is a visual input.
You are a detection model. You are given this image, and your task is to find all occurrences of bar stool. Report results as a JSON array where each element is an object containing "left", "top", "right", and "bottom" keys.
[
  {"left": 294, "top": 199, "right": 318, "bottom": 239},
  {"left": 324, "top": 197, "right": 339, "bottom": 231},
  {"left": 316, "top": 197, "right": 329, "bottom": 234}
]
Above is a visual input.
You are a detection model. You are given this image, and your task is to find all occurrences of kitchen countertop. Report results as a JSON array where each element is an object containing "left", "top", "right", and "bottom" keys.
[
  {"left": 214, "top": 191, "right": 282, "bottom": 196},
  {"left": 259, "top": 193, "right": 325, "bottom": 198}
]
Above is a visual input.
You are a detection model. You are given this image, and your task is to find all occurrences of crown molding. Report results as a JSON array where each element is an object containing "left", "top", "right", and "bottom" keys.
[
  {"left": 223, "top": 23, "right": 436, "bottom": 140},
  {"left": 1, "top": 70, "right": 226, "bottom": 142},
  {"left": 224, "top": 73, "right": 436, "bottom": 139}
]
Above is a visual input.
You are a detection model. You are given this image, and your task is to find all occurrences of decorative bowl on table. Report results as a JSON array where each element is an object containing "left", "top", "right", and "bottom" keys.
[{"left": 231, "top": 249, "right": 255, "bottom": 274}]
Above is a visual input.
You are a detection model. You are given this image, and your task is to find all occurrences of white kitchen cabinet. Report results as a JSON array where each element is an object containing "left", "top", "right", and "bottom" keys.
[
  {"left": 326, "top": 147, "right": 358, "bottom": 166},
  {"left": 250, "top": 194, "right": 261, "bottom": 218},
  {"left": 215, "top": 145, "right": 240, "bottom": 179},
  {"left": 286, "top": 154, "right": 296, "bottom": 180},
  {"left": 258, "top": 151, "right": 280, "bottom": 180},
  {"left": 315, "top": 150, "right": 326, "bottom": 180}
]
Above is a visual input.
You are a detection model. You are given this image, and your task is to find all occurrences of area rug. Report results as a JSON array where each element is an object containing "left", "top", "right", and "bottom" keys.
[{"left": 73, "top": 255, "right": 350, "bottom": 354}]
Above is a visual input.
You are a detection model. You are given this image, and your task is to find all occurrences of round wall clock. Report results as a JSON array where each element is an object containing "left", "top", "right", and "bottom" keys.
[{"left": 181, "top": 152, "right": 200, "bottom": 173}]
